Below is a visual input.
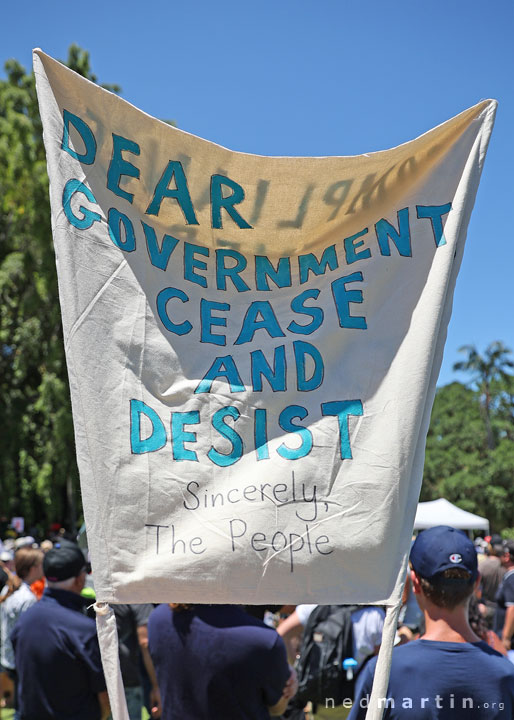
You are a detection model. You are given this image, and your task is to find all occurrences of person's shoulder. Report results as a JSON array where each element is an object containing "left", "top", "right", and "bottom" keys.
[
  {"left": 357, "top": 642, "right": 436, "bottom": 689},
  {"left": 226, "top": 608, "right": 286, "bottom": 652},
  {"left": 13, "top": 595, "right": 43, "bottom": 620},
  {"left": 351, "top": 605, "right": 385, "bottom": 616},
  {"left": 147, "top": 603, "right": 168, "bottom": 627},
  {"left": 1, "top": 585, "right": 32, "bottom": 611},
  {"left": 131, "top": 602, "right": 154, "bottom": 625},
  {"left": 473, "top": 642, "right": 514, "bottom": 673},
  {"left": 351, "top": 605, "right": 385, "bottom": 622},
  {"left": 359, "top": 639, "right": 514, "bottom": 689},
  {"left": 379, "top": 639, "right": 437, "bottom": 670},
  {"left": 18, "top": 584, "right": 37, "bottom": 608},
  {"left": 500, "top": 572, "right": 514, "bottom": 600},
  {"left": 481, "top": 555, "right": 500, "bottom": 568},
  {"left": 246, "top": 621, "right": 285, "bottom": 650},
  {"left": 395, "top": 639, "right": 514, "bottom": 667},
  {"left": 38, "top": 596, "right": 97, "bottom": 631},
  {"left": 112, "top": 603, "right": 130, "bottom": 615},
  {"left": 295, "top": 603, "right": 318, "bottom": 626},
  {"left": 58, "top": 602, "right": 96, "bottom": 629},
  {"left": 148, "top": 603, "right": 167, "bottom": 618},
  {"left": 10, "top": 597, "right": 46, "bottom": 635}
]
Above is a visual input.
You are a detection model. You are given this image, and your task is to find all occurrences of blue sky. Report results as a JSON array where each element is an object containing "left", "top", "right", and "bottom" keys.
[{"left": 2, "top": 0, "right": 513, "bottom": 386}]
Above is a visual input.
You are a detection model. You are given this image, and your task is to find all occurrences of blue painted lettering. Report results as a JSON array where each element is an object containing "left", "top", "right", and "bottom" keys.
[
  {"left": 321, "top": 400, "right": 363, "bottom": 459},
  {"left": 211, "top": 175, "right": 252, "bottom": 230},
  {"left": 416, "top": 202, "right": 451, "bottom": 247},
  {"left": 107, "top": 208, "right": 136, "bottom": 252},
  {"left": 141, "top": 221, "right": 179, "bottom": 271},
  {"left": 277, "top": 406, "right": 313, "bottom": 460},
  {"left": 106, "top": 134, "right": 140, "bottom": 203},
  {"left": 294, "top": 341, "right": 324, "bottom": 391},
  {"left": 375, "top": 207, "right": 411, "bottom": 257},
  {"left": 251, "top": 345, "right": 286, "bottom": 392},
  {"left": 146, "top": 161, "right": 198, "bottom": 223},
  {"left": 287, "top": 289, "right": 324, "bottom": 335},
  {"left": 171, "top": 411, "right": 200, "bottom": 461},
  {"left": 200, "top": 299, "right": 229, "bottom": 346},
  {"left": 156, "top": 287, "right": 192, "bottom": 336},
  {"left": 195, "top": 356, "right": 245, "bottom": 394},
  {"left": 254, "top": 408, "right": 269, "bottom": 460},
  {"left": 208, "top": 407, "right": 243, "bottom": 466},
  {"left": 184, "top": 242, "right": 209, "bottom": 288},
  {"left": 235, "top": 301, "right": 285, "bottom": 345},
  {"left": 62, "top": 179, "right": 101, "bottom": 230},
  {"left": 331, "top": 272, "right": 367, "bottom": 329},
  {"left": 255, "top": 255, "right": 292, "bottom": 291},
  {"left": 130, "top": 399, "right": 166, "bottom": 454},
  {"left": 299, "top": 245, "right": 339, "bottom": 284},
  {"left": 344, "top": 228, "right": 371, "bottom": 264},
  {"left": 215, "top": 249, "right": 250, "bottom": 292},
  {"left": 61, "top": 110, "right": 96, "bottom": 164}
]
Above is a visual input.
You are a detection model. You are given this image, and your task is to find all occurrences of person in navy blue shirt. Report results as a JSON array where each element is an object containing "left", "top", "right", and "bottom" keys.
[
  {"left": 11, "top": 544, "right": 109, "bottom": 720},
  {"left": 148, "top": 603, "right": 296, "bottom": 719},
  {"left": 349, "top": 526, "right": 514, "bottom": 719}
]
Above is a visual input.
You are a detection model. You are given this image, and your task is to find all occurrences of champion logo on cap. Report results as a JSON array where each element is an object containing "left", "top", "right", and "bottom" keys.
[{"left": 410, "top": 526, "right": 478, "bottom": 581}]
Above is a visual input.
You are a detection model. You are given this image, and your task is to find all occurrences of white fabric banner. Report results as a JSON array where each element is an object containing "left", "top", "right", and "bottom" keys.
[{"left": 34, "top": 49, "right": 495, "bottom": 610}]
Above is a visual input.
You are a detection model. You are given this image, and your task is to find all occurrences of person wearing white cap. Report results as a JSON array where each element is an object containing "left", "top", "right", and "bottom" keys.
[{"left": 13, "top": 537, "right": 36, "bottom": 551}]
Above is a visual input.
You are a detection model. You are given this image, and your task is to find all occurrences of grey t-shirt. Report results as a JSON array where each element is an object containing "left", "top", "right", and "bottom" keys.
[{"left": 481, "top": 556, "right": 505, "bottom": 604}]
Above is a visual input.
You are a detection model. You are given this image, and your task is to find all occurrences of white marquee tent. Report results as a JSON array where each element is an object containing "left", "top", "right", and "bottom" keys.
[{"left": 414, "top": 498, "right": 489, "bottom": 533}]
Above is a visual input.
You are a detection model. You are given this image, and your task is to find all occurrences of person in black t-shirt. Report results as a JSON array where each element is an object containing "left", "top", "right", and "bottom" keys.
[{"left": 111, "top": 603, "right": 161, "bottom": 719}]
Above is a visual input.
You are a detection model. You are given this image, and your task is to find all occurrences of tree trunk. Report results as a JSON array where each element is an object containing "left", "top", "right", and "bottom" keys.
[
  {"left": 483, "top": 385, "right": 495, "bottom": 450},
  {"left": 66, "top": 474, "right": 77, "bottom": 535}
]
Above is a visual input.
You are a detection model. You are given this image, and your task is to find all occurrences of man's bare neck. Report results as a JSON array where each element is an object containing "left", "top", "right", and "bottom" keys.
[{"left": 421, "top": 606, "right": 481, "bottom": 644}]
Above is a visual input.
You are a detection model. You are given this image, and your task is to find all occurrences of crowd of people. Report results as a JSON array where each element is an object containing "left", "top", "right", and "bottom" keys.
[{"left": 1, "top": 525, "right": 514, "bottom": 719}]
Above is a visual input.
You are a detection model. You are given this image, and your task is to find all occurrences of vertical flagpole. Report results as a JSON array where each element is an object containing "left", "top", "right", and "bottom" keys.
[
  {"left": 94, "top": 603, "right": 130, "bottom": 720},
  {"left": 364, "top": 602, "right": 401, "bottom": 720}
]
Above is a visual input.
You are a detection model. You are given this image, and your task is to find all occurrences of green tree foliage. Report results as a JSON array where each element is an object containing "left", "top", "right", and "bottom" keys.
[
  {"left": 0, "top": 46, "right": 120, "bottom": 532},
  {"left": 1, "top": 46, "right": 511, "bottom": 542},
  {"left": 422, "top": 346, "right": 514, "bottom": 532},
  {"left": 453, "top": 341, "right": 514, "bottom": 449}
]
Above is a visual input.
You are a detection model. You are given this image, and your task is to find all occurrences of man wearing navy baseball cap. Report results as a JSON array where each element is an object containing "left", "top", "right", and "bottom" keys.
[
  {"left": 11, "top": 543, "right": 109, "bottom": 720},
  {"left": 349, "top": 526, "right": 514, "bottom": 719}
]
